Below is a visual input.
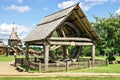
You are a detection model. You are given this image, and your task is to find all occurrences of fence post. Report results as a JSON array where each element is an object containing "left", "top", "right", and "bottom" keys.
[
  {"left": 26, "top": 60, "right": 30, "bottom": 72},
  {"left": 15, "top": 58, "right": 16, "bottom": 67},
  {"left": 66, "top": 61, "right": 69, "bottom": 71},
  {"left": 38, "top": 62, "right": 41, "bottom": 73},
  {"left": 106, "top": 58, "right": 109, "bottom": 66},
  {"left": 88, "top": 59, "right": 91, "bottom": 68}
]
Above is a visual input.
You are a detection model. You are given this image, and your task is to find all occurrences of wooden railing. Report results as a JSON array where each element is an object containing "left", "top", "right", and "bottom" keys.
[{"left": 15, "top": 58, "right": 108, "bottom": 72}]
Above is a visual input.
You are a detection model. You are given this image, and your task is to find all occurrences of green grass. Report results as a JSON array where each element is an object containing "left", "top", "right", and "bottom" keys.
[
  {"left": 0, "top": 55, "right": 14, "bottom": 62},
  {"left": 0, "top": 77, "right": 120, "bottom": 80},
  {"left": 68, "top": 64, "right": 120, "bottom": 73}
]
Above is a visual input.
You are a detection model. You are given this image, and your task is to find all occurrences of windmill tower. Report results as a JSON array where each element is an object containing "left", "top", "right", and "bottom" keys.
[{"left": 8, "top": 23, "right": 23, "bottom": 55}]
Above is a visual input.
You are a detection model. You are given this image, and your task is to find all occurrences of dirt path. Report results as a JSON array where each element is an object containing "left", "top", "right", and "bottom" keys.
[
  {"left": 0, "top": 61, "right": 120, "bottom": 77},
  {"left": 0, "top": 61, "right": 28, "bottom": 74}
]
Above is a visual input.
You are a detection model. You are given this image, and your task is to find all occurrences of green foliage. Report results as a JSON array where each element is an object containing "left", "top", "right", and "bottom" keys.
[
  {"left": 29, "top": 46, "right": 42, "bottom": 52},
  {"left": 92, "top": 14, "right": 120, "bottom": 55},
  {"left": 107, "top": 55, "right": 116, "bottom": 62},
  {"left": 82, "top": 46, "right": 91, "bottom": 56}
]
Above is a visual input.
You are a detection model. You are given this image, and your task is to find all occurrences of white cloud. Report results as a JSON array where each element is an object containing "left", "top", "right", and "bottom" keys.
[
  {"left": 115, "top": 7, "right": 120, "bottom": 15},
  {"left": 58, "top": 0, "right": 108, "bottom": 11},
  {"left": 43, "top": 7, "right": 49, "bottom": 11},
  {"left": 58, "top": 0, "right": 79, "bottom": 9},
  {"left": 5, "top": 5, "right": 30, "bottom": 13},
  {"left": 18, "top": 0, "right": 23, "bottom": 3},
  {"left": 0, "top": 23, "right": 31, "bottom": 44},
  {"left": 85, "top": 0, "right": 108, "bottom": 2}
]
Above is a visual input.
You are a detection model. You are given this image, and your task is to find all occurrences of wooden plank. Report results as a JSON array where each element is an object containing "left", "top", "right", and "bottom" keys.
[
  {"left": 49, "top": 41, "right": 93, "bottom": 46},
  {"left": 48, "top": 37, "right": 92, "bottom": 42}
]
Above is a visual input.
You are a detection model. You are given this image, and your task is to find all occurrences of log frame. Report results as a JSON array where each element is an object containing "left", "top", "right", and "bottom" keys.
[
  {"left": 49, "top": 41, "right": 93, "bottom": 46},
  {"left": 48, "top": 37, "right": 92, "bottom": 42}
]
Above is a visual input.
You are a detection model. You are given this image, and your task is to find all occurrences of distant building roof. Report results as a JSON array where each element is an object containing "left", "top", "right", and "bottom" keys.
[{"left": 9, "top": 27, "right": 20, "bottom": 40}]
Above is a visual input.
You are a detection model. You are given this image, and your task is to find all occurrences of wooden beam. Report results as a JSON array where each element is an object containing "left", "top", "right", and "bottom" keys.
[
  {"left": 44, "top": 43, "right": 50, "bottom": 71},
  {"left": 91, "top": 44, "right": 95, "bottom": 66},
  {"left": 50, "top": 45, "right": 61, "bottom": 51},
  {"left": 49, "top": 41, "right": 93, "bottom": 46},
  {"left": 73, "top": 11, "right": 92, "bottom": 39},
  {"left": 25, "top": 43, "right": 29, "bottom": 60},
  {"left": 63, "top": 22, "right": 80, "bottom": 36},
  {"left": 61, "top": 26, "right": 66, "bottom": 37},
  {"left": 48, "top": 37, "right": 92, "bottom": 42}
]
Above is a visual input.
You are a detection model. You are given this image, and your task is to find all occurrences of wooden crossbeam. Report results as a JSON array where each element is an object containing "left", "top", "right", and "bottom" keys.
[
  {"left": 49, "top": 41, "right": 93, "bottom": 46},
  {"left": 50, "top": 45, "right": 61, "bottom": 50},
  {"left": 48, "top": 37, "right": 92, "bottom": 42}
]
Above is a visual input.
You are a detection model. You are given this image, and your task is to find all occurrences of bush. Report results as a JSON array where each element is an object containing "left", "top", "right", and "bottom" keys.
[{"left": 107, "top": 55, "right": 116, "bottom": 62}]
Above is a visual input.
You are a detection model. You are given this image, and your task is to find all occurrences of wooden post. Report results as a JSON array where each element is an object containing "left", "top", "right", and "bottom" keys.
[
  {"left": 25, "top": 43, "right": 30, "bottom": 71},
  {"left": 88, "top": 59, "right": 91, "bottom": 68},
  {"left": 25, "top": 43, "right": 29, "bottom": 60},
  {"left": 38, "top": 62, "right": 41, "bottom": 73},
  {"left": 66, "top": 61, "right": 69, "bottom": 71},
  {"left": 91, "top": 44, "right": 95, "bottom": 66},
  {"left": 44, "top": 43, "right": 50, "bottom": 71},
  {"left": 106, "top": 58, "right": 109, "bottom": 66}
]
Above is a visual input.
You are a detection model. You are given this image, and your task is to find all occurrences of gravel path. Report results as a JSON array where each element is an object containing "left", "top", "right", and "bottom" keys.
[{"left": 0, "top": 61, "right": 120, "bottom": 77}]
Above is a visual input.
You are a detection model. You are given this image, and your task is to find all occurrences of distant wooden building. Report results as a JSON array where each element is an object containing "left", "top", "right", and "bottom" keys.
[
  {"left": 24, "top": 4, "right": 100, "bottom": 71},
  {"left": 0, "top": 39, "right": 5, "bottom": 55},
  {"left": 8, "top": 27, "right": 23, "bottom": 55}
]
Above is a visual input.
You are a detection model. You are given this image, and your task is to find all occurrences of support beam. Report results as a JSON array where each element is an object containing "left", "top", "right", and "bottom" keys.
[
  {"left": 91, "top": 44, "right": 95, "bottom": 66},
  {"left": 49, "top": 41, "right": 93, "bottom": 46},
  {"left": 50, "top": 45, "right": 61, "bottom": 51},
  {"left": 44, "top": 43, "right": 50, "bottom": 71},
  {"left": 73, "top": 11, "right": 92, "bottom": 39},
  {"left": 48, "top": 37, "right": 92, "bottom": 42}
]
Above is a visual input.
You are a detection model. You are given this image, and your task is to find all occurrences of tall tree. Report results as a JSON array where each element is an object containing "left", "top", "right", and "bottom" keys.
[{"left": 92, "top": 14, "right": 120, "bottom": 56}]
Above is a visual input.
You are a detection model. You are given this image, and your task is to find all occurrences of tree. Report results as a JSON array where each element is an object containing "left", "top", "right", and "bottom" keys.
[{"left": 92, "top": 14, "right": 120, "bottom": 56}]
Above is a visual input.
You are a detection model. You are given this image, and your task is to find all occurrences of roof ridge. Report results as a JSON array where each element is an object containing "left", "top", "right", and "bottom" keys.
[{"left": 44, "top": 3, "right": 79, "bottom": 18}]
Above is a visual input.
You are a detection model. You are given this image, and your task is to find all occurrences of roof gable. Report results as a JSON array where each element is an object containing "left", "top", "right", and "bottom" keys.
[
  {"left": 24, "top": 4, "right": 99, "bottom": 42},
  {"left": 9, "top": 28, "right": 20, "bottom": 40}
]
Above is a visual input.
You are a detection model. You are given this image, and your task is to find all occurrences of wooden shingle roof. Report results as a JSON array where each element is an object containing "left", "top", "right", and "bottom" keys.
[{"left": 24, "top": 4, "right": 100, "bottom": 42}]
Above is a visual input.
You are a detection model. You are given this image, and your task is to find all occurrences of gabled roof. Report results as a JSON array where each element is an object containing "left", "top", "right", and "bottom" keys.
[
  {"left": 9, "top": 28, "right": 20, "bottom": 40},
  {"left": 24, "top": 4, "right": 100, "bottom": 42}
]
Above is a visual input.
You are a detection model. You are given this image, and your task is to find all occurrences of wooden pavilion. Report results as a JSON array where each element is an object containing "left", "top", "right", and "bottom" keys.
[{"left": 24, "top": 4, "right": 100, "bottom": 71}]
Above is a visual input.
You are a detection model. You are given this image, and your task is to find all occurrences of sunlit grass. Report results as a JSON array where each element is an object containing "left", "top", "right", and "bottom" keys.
[
  {"left": 0, "top": 77, "right": 120, "bottom": 80},
  {"left": 0, "top": 55, "right": 14, "bottom": 62}
]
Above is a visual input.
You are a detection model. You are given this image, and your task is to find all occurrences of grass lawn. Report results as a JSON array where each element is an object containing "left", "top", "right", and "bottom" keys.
[
  {"left": 0, "top": 77, "right": 120, "bottom": 80},
  {"left": 0, "top": 55, "right": 14, "bottom": 62},
  {"left": 69, "top": 64, "right": 120, "bottom": 73}
]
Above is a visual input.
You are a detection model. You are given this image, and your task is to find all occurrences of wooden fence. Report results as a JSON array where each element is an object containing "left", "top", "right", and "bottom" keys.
[{"left": 15, "top": 58, "right": 108, "bottom": 72}]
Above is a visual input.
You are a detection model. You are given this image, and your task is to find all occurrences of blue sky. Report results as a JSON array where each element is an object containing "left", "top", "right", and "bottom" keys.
[{"left": 0, "top": 0, "right": 120, "bottom": 44}]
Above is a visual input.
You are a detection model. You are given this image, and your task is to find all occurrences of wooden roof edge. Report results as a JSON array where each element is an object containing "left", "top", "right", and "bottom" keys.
[{"left": 44, "top": 3, "right": 79, "bottom": 18}]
